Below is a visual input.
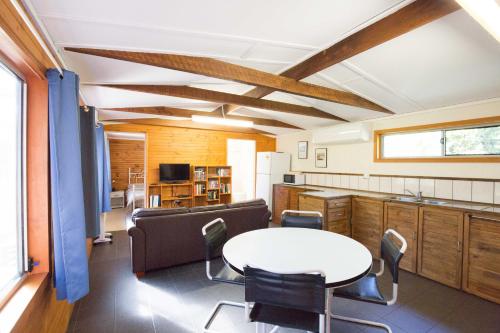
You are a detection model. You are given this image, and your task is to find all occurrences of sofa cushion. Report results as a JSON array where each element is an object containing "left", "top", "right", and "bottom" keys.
[
  {"left": 226, "top": 198, "right": 266, "bottom": 209},
  {"left": 189, "top": 204, "right": 227, "bottom": 213},
  {"left": 132, "top": 207, "right": 189, "bottom": 219}
]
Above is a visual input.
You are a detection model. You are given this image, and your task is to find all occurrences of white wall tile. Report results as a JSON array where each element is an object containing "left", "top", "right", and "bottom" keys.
[
  {"left": 391, "top": 177, "right": 405, "bottom": 194},
  {"left": 495, "top": 183, "right": 500, "bottom": 204},
  {"left": 472, "top": 181, "right": 494, "bottom": 203},
  {"left": 359, "top": 177, "right": 369, "bottom": 191},
  {"left": 317, "top": 174, "right": 326, "bottom": 186},
  {"left": 310, "top": 174, "right": 318, "bottom": 185},
  {"left": 435, "top": 180, "right": 453, "bottom": 199},
  {"left": 453, "top": 180, "right": 472, "bottom": 201},
  {"left": 332, "top": 175, "right": 341, "bottom": 187},
  {"left": 404, "top": 178, "right": 420, "bottom": 195},
  {"left": 369, "top": 177, "right": 380, "bottom": 192},
  {"left": 341, "top": 175, "right": 349, "bottom": 188},
  {"left": 379, "top": 177, "right": 392, "bottom": 193},
  {"left": 326, "top": 174, "right": 334, "bottom": 187},
  {"left": 349, "top": 175, "right": 359, "bottom": 190},
  {"left": 305, "top": 173, "right": 311, "bottom": 185},
  {"left": 420, "top": 179, "right": 435, "bottom": 197}
]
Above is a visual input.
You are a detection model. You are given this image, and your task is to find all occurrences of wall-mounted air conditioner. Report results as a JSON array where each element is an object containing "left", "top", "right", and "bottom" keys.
[{"left": 312, "top": 122, "right": 372, "bottom": 145}]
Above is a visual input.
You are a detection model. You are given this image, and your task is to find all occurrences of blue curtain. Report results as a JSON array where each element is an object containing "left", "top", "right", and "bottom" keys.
[
  {"left": 79, "top": 106, "right": 100, "bottom": 237},
  {"left": 96, "top": 125, "right": 112, "bottom": 213},
  {"left": 47, "top": 69, "right": 89, "bottom": 303}
]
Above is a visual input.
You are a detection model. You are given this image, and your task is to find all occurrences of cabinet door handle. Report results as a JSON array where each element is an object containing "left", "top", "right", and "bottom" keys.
[{"left": 457, "top": 241, "right": 461, "bottom": 251}]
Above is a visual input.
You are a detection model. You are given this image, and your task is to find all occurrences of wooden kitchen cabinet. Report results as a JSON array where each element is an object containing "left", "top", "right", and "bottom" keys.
[
  {"left": 462, "top": 213, "right": 500, "bottom": 304},
  {"left": 298, "top": 194, "right": 351, "bottom": 236},
  {"left": 351, "top": 197, "right": 384, "bottom": 258},
  {"left": 272, "top": 185, "right": 306, "bottom": 224},
  {"left": 417, "top": 206, "right": 464, "bottom": 289},
  {"left": 272, "top": 185, "right": 290, "bottom": 224},
  {"left": 384, "top": 202, "right": 419, "bottom": 273}
]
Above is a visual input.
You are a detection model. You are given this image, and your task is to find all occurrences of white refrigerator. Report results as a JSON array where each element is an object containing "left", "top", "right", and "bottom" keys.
[{"left": 256, "top": 152, "right": 291, "bottom": 211}]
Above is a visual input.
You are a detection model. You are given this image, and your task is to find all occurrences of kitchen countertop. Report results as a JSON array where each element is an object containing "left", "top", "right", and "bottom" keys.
[{"left": 276, "top": 183, "right": 500, "bottom": 216}]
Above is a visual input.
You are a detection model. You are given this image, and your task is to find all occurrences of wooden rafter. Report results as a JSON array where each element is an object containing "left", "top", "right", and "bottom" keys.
[
  {"left": 103, "top": 118, "right": 274, "bottom": 135},
  {"left": 221, "top": 0, "right": 461, "bottom": 114},
  {"left": 95, "top": 84, "right": 346, "bottom": 121},
  {"left": 102, "top": 106, "right": 303, "bottom": 129},
  {"left": 66, "top": 47, "right": 389, "bottom": 113}
]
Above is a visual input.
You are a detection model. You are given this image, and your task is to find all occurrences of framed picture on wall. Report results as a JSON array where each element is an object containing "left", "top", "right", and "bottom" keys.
[
  {"left": 315, "top": 148, "right": 327, "bottom": 168},
  {"left": 298, "top": 141, "right": 308, "bottom": 159}
]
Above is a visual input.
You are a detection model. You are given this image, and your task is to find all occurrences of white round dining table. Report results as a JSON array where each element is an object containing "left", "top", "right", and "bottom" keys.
[{"left": 222, "top": 227, "right": 373, "bottom": 332}]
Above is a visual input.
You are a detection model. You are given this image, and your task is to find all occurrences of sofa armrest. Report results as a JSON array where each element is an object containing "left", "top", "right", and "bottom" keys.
[{"left": 128, "top": 226, "right": 146, "bottom": 274}]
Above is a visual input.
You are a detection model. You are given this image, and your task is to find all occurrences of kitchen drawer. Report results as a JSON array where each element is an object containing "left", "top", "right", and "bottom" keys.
[
  {"left": 328, "top": 197, "right": 351, "bottom": 209},
  {"left": 328, "top": 207, "right": 351, "bottom": 222},
  {"left": 327, "top": 219, "right": 350, "bottom": 236}
]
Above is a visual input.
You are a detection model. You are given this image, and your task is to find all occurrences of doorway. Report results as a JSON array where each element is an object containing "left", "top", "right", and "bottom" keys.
[
  {"left": 106, "top": 131, "right": 146, "bottom": 231},
  {"left": 227, "top": 139, "right": 256, "bottom": 202}
]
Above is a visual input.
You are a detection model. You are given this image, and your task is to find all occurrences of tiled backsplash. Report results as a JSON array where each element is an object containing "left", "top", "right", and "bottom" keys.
[{"left": 303, "top": 173, "right": 500, "bottom": 205}]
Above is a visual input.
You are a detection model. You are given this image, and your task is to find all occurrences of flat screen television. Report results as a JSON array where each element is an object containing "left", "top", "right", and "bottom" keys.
[{"left": 159, "top": 163, "right": 190, "bottom": 182}]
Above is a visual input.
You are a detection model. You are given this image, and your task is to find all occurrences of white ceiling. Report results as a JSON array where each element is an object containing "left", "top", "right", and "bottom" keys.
[{"left": 27, "top": 0, "right": 500, "bottom": 134}]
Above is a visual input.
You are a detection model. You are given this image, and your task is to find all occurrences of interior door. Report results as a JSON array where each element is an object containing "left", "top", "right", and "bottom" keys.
[{"left": 227, "top": 139, "right": 256, "bottom": 202}]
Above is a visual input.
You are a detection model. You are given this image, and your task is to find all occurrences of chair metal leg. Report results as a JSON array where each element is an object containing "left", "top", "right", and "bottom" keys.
[
  {"left": 203, "top": 300, "right": 245, "bottom": 333},
  {"left": 331, "top": 314, "right": 392, "bottom": 333},
  {"left": 330, "top": 287, "right": 392, "bottom": 333}
]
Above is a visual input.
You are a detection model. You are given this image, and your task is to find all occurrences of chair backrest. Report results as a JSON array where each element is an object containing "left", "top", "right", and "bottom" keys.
[
  {"left": 202, "top": 218, "right": 228, "bottom": 260},
  {"left": 380, "top": 229, "right": 406, "bottom": 283},
  {"left": 244, "top": 266, "right": 325, "bottom": 314},
  {"left": 281, "top": 210, "right": 323, "bottom": 230}
]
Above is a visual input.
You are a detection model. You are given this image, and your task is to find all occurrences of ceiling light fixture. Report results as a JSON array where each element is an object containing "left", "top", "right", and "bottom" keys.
[
  {"left": 455, "top": 0, "right": 500, "bottom": 42},
  {"left": 191, "top": 115, "right": 253, "bottom": 128}
]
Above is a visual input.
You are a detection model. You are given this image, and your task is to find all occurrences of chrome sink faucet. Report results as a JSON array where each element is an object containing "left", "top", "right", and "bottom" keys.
[{"left": 405, "top": 189, "right": 423, "bottom": 200}]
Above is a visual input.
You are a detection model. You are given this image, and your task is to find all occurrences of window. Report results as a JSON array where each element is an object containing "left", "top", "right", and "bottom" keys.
[
  {"left": 374, "top": 117, "right": 500, "bottom": 162},
  {"left": 0, "top": 61, "right": 26, "bottom": 303},
  {"left": 445, "top": 126, "right": 500, "bottom": 156}
]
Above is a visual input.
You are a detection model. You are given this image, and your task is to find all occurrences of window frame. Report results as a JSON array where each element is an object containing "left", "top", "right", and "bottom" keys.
[
  {"left": 373, "top": 116, "right": 500, "bottom": 163},
  {"left": 0, "top": 60, "right": 27, "bottom": 308}
]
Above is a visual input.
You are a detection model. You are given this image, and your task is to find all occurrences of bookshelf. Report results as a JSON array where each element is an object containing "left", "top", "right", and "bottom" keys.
[
  {"left": 193, "top": 165, "right": 232, "bottom": 206},
  {"left": 148, "top": 165, "right": 232, "bottom": 208}
]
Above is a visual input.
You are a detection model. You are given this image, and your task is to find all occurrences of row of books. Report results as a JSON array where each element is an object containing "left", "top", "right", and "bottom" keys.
[
  {"left": 220, "top": 183, "right": 231, "bottom": 194},
  {"left": 194, "top": 169, "right": 206, "bottom": 181},
  {"left": 207, "top": 190, "right": 218, "bottom": 200},
  {"left": 208, "top": 180, "right": 219, "bottom": 189},
  {"left": 216, "top": 168, "right": 230, "bottom": 177},
  {"left": 149, "top": 195, "right": 161, "bottom": 208},
  {"left": 194, "top": 183, "right": 206, "bottom": 195}
]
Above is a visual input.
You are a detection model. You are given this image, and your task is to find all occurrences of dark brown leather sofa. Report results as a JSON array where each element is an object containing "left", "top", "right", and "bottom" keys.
[{"left": 128, "top": 199, "right": 270, "bottom": 276}]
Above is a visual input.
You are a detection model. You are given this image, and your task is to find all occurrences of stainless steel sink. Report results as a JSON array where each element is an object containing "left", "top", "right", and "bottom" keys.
[
  {"left": 389, "top": 196, "right": 448, "bottom": 206},
  {"left": 390, "top": 196, "right": 420, "bottom": 203},
  {"left": 421, "top": 199, "right": 447, "bottom": 205}
]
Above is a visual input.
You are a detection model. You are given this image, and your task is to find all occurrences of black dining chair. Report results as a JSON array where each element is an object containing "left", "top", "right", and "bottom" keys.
[
  {"left": 244, "top": 266, "right": 326, "bottom": 333},
  {"left": 281, "top": 209, "right": 323, "bottom": 230},
  {"left": 201, "top": 218, "right": 245, "bottom": 333},
  {"left": 331, "top": 229, "right": 407, "bottom": 333}
]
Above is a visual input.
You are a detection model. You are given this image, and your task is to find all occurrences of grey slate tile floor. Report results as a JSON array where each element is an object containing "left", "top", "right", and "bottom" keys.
[{"left": 68, "top": 231, "right": 500, "bottom": 333}]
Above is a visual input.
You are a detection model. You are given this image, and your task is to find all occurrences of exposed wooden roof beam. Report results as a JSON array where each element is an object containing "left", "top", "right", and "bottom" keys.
[
  {"left": 102, "top": 106, "right": 303, "bottom": 129},
  {"left": 66, "top": 47, "right": 389, "bottom": 113},
  {"left": 221, "top": 0, "right": 461, "bottom": 114},
  {"left": 103, "top": 118, "right": 274, "bottom": 135},
  {"left": 95, "top": 84, "right": 346, "bottom": 121}
]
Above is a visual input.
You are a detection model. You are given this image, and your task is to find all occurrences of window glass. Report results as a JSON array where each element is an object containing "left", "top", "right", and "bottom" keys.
[
  {"left": 382, "top": 131, "right": 442, "bottom": 158},
  {"left": 0, "top": 62, "right": 24, "bottom": 301},
  {"left": 445, "top": 126, "right": 500, "bottom": 156}
]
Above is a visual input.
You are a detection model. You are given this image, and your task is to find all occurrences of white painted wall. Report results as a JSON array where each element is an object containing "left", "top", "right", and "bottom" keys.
[{"left": 277, "top": 99, "right": 500, "bottom": 179}]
